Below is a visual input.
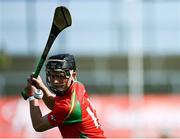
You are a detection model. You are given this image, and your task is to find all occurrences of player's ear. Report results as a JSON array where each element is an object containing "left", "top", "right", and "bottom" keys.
[{"left": 72, "top": 72, "right": 77, "bottom": 81}]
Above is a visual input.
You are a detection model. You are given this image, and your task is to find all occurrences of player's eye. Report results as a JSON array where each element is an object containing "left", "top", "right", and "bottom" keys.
[
  {"left": 51, "top": 73, "right": 66, "bottom": 79},
  {"left": 50, "top": 74, "right": 57, "bottom": 79},
  {"left": 59, "top": 74, "right": 67, "bottom": 79}
]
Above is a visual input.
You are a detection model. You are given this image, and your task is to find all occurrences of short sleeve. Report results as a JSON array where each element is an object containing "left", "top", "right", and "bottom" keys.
[{"left": 47, "top": 100, "right": 70, "bottom": 126}]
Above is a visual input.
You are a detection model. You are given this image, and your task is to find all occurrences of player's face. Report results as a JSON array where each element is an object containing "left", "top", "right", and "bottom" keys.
[{"left": 49, "top": 71, "right": 72, "bottom": 91}]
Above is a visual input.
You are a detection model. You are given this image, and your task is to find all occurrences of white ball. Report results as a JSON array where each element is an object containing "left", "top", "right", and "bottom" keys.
[{"left": 34, "top": 89, "right": 43, "bottom": 99}]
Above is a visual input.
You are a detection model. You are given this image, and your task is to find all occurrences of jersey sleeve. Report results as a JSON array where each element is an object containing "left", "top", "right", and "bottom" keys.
[{"left": 47, "top": 99, "right": 70, "bottom": 126}]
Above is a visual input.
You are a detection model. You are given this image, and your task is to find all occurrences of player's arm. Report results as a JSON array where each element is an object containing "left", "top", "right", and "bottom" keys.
[
  {"left": 39, "top": 84, "right": 55, "bottom": 110},
  {"left": 31, "top": 75, "right": 55, "bottom": 110},
  {"left": 24, "top": 77, "right": 55, "bottom": 132},
  {"left": 29, "top": 99, "right": 54, "bottom": 132}
]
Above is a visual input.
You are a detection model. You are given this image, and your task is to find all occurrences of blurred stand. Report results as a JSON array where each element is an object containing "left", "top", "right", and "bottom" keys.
[{"left": 0, "top": 0, "right": 180, "bottom": 95}]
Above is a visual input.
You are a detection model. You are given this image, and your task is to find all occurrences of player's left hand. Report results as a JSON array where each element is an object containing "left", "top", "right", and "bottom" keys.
[{"left": 22, "top": 75, "right": 37, "bottom": 100}]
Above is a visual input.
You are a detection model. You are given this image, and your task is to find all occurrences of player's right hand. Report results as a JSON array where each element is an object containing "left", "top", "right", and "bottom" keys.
[{"left": 31, "top": 75, "right": 46, "bottom": 91}]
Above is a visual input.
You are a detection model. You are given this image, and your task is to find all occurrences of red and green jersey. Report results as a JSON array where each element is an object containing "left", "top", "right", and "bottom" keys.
[{"left": 47, "top": 81, "right": 105, "bottom": 138}]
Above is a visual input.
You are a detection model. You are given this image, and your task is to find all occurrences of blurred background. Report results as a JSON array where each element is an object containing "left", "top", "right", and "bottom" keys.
[{"left": 1, "top": 0, "right": 180, "bottom": 138}]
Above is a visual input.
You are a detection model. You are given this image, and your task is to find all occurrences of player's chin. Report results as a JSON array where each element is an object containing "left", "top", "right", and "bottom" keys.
[{"left": 56, "top": 85, "right": 67, "bottom": 91}]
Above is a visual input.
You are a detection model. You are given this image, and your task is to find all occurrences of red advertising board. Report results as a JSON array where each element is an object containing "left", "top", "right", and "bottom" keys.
[{"left": 0, "top": 95, "right": 180, "bottom": 138}]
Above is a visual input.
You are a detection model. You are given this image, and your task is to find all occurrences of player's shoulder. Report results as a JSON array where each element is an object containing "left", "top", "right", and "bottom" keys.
[
  {"left": 73, "top": 81, "right": 87, "bottom": 95},
  {"left": 74, "top": 80, "right": 85, "bottom": 89},
  {"left": 74, "top": 80, "right": 84, "bottom": 85}
]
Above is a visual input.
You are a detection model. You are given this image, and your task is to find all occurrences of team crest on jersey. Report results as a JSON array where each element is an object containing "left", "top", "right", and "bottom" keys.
[{"left": 50, "top": 115, "right": 56, "bottom": 121}]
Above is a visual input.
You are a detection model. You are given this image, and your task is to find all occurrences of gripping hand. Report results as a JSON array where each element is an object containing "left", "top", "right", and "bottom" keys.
[{"left": 21, "top": 86, "right": 34, "bottom": 100}]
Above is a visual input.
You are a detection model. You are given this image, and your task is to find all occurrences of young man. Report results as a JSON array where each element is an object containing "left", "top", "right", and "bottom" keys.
[{"left": 23, "top": 53, "right": 105, "bottom": 138}]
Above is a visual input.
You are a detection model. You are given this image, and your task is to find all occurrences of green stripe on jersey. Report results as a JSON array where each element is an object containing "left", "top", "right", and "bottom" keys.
[
  {"left": 63, "top": 96, "right": 82, "bottom": 124},
  {"left": 80, "top": 133, "right": 88, "bottom": 138}
]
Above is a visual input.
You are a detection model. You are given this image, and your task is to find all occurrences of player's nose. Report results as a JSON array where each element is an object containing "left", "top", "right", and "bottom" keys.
[{"left": 52, "top": 78, "right": 59, "bottom": 84}]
